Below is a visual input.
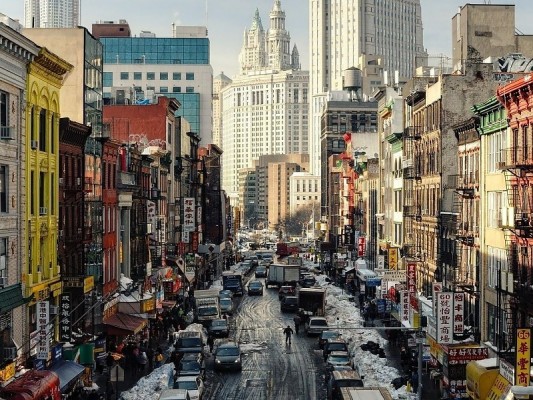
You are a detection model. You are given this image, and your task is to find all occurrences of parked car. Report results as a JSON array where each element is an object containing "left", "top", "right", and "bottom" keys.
[
  {"left": 173, "top": 376, "right": 204, "bottom": 400},
  {"left": 214, "top": 342, "right": 242, "bottom": 371},
  {"left": 218, "top": 290, "right": 233, "bottom": 299},
  {"left": 219, "top": 298, "right": 233, "bottom": 316},
  {"left": 323, "top": 339, "right": 349, "bottom": 361},
  {"left": 325, "top": 351, "right": 352, "bottom": 371},
  {"left": 278, "top": 285, "right": 296, "bottom": 300},
  {"left": 158, "top": 389, "right": 191, "bottom": 400},
  {"left": 305, "top": 316, "right": 329, "bottom": 336},
  {"left": 247, "top": 255, "right": 259, "bottom": 267},
  {"left": 326, "top": 370, "right": 364, "bottom": 400},
  {"left": 300, "top": 274, "right": 317, "bottom": 288},
  {"left": 175, "top": 353, "right": 206, "bottom": 380},
  {"left": 209, "top": 319, "right": 229, "bottom": 338},
  {"left": 280, "top": 296, "right": 299, "bottom": 312},
  {"left": 240, "top": 261, "right": 253, "bottom": 275},
  {"left": 318, "top": 331, "right": 342, "bottom": 349},
  {"left": 175, "top": 331, "right": 204, "bottom": 355},
  {"left": 248, "top": 280, "right": 264, "bottom": 295},
  {"left": 255, "top": 265, "right": 267, "bottom": 278}
]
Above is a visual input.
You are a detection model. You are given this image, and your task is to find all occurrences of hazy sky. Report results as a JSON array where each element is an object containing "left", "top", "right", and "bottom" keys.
[{"left": 3, "top": 0, "right": 533, "bottom": 78}]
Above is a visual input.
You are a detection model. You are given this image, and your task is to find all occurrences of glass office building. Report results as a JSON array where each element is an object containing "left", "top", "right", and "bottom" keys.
[{"left": 101, "top": 36, "right": 212, "bottom": 140}]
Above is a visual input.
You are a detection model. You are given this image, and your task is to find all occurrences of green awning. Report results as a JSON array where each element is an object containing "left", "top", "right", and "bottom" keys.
[{"left": 0, "top": 284, "right": 33, "bottom": 314}]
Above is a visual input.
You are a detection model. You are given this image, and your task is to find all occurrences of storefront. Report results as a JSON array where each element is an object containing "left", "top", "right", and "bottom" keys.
[
  {"left": 355, "top": 268, "right": 381, "bottom": 298},
  {"left": 427, "top": 336, "right": 490, "bottom": 398},
  {"left": 0, "top": 370, "right": 61, "bottom": 400}
]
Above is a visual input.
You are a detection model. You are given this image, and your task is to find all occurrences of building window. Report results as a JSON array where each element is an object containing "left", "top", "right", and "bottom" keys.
[
  {"left": 173, "top": 72, "right": 182, "bottom": 80},
  {"left": 120, "top": 72, "right": 129, "bottom": 80},
  {"left": 160, "top": 87, "right": 169, "bottom": 93},
  {"left": 133, "top": 72, "right": 142, "bottom": 80},
  {"left": 160, "top": 72, "right": 168, "bottom": 80},
  {"left": 172, "top": 87, "right": 181, "bottom": 93},
  {"left": 0, "top": 166, "right": 6, "bottom": 212},
  {"left": 147, "top": 72, "right": 155, "bottom": 80},
  {"left": 39, "top": 109, "right": 46, "bottom": 152},
  {"left": 0, "top": 91, "right": 8, "bottom": 135},
  {"left": 186, "top": 72, "right": 195, "bottom": 80},
  {"left": 103, "top": 72, "right": 113, "bottom": 87},
  {"left": 0, "top": 237, "right": 5, "bottom": 280},
  {"left": 186, "top": 87, "right": 194, "bottom": 93}
]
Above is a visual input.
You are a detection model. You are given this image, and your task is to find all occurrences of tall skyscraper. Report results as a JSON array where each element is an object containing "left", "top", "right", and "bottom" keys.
[
  {"left": 24, "top": 0, "right": 80, "bottom": 28},
  {"left": 309, "top": 0, "right": 426, "bottom": 176},
  {"left": 221, "top": 0, "right": 308, "bottom": 199}
]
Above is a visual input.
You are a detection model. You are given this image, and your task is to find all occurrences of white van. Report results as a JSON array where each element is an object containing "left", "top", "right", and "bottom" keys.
[{"left": 158, "top": 389, "right": 191, "bottom": 400}]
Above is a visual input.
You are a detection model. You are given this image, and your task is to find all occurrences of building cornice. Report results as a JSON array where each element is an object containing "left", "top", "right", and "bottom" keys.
[{"left": 29, "top": 47, "right": 73, "bottom": 86}]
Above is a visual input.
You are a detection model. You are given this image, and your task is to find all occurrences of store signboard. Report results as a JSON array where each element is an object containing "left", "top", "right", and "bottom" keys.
[
  {"left": 436, "top": 292, "right": 453, "bottom": 344},
  {"left": 357, "top": 237, "right": 366, "bottom": 257},
  {"left": 400, "top": 290, "right": 409, "bottom": 323},
  {"left": 37, "top": 301, "right": 49, "bottom": 360},
  {"left": 59, "top": 293, "right": 71, "bottom": 342},
  {"left": 388, "top": 247, "right": 398, "bottom": 270},
  {"left": 453, "top": 293, "right": 464, "bottom": 334},
  {"left": 432, "top": 282, "right": 442, "bottom": 311},
  {"left": 183, "top": 198, "right": 196, "bottom": 232},
  {"left": 515, "top": 328, "right": 531, "bottom": 387}
]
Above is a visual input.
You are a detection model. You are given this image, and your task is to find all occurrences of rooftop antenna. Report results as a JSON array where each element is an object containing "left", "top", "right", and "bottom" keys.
[{"left": 205, "top": 0, "right": 209, "bottom": 30}]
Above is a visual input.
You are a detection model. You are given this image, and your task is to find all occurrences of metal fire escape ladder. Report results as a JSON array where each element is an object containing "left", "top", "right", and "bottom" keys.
[{"left": 402, "top": 126, "right": 421, "bottom": 260}]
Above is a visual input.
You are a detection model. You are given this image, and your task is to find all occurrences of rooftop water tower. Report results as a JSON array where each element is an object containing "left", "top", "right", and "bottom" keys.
[{"left": 342, "top": 67, "right": 363, "bottom": 102}]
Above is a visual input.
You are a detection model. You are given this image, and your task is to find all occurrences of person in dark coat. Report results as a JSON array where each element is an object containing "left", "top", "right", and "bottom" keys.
[
  {"left": 207, "top": 334, "right": 215, "bottom": 353},
  {"left": 105, "top": 378, "right": 115, "bottom": 400}
]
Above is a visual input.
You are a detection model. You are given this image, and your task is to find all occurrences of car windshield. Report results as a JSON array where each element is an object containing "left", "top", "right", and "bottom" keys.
[
  {"left": 337, "top": 379, "right": 364, "bottom": 388},
  {"left": 328, "top": 355, "right": 350, "bottom": 363},
  {"left": 322, "top": 332, "right": 340, "bottom": 340},
  {"left": 217, "top": 347, "right": 240, "bottom": 356},
  {"left": 328, "top": 343, "right": 347, "bottom": 351},
  {"left": 250, "top": 282, "right": 262, "bottom": 288},
  {"left": 179, "top": 338, "right": 201, "bottom": 347},
  {"left": 198, "top": 306, "right": 218, "bottom": 316},
  {"left": 220, "top": 299, "right": 231, "bottom": 307},
  {"left": 212, "top": 320, "right": 227, "bottom": 328},
  {"left": 180, "top": 361, "right": 200, "bottom": 371},
  {"left": 311, "top": 319, "right": 328, "bottom": 326},
  {"left": 256, "top": 267, "right": 266, "bottom": 272},
  {"left": 174, "top": 381, "right": 198, "bottom": 390}
]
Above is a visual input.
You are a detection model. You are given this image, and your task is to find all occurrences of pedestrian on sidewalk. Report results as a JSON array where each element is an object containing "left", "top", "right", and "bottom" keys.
[
  {"left": 283, "top": 325, "right": 294, "bottom": 345},
  {"left": 105, "top": 352, "right": 114, "bottom": 376},
  {"left": 293, "top": 314, "right": 301, "bottom": 334},
  {"left": 154, "top": 348, "right": 164, "bottom": 368},
  {"left": 137, "top": 350, "right": 148, "bottom": 376}
]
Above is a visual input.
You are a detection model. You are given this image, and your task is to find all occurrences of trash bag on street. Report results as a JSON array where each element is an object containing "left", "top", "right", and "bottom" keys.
[{"left": 391, "top": 376, "right": 407, "bottom": 390}]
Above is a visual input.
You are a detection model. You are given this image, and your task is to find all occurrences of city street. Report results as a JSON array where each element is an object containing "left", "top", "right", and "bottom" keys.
[{"left": 202, "top": 281, "right": 328, "bottom": 399}]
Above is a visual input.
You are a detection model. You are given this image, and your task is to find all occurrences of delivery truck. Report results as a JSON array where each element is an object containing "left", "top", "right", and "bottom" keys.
[
  {"left": 298, "top": 287, "right": 327, "bottom": 316},
  {"left": 193, "top": 289, "right": 220, "bottom": 325},
  {"left": 266, "top": 263, "right": 300, "bottom": 288},
  {"left": 222, "top": 271, "right": 244, "bottom": 296}
]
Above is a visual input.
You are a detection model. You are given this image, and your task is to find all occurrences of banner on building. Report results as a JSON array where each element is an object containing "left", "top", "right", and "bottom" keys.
[
  {"left": 453, "top": 292, "right": 464, "bottom": 334},
  {"left": 388, "top": 247, "right": 398, "bottom": 270},
  {"left": 515, "top": 328, "right": 531, "bottom": 387},
  {"left": 183, "top": 198, "right": 196, "bottom": 232},
  {"left": 407, "top": 263, "right": 418, "bottom": 311},
  {"left": 37, "top": 301, "right": 49, "bottom": 360},
  {"left": 59, "top": 294, "right": 71, "bottom": 342},
  {"left": 400, "top": 290, "right": 409, "bottom": 323},
  {"left": 436, "top": 292, "right": 453, "bottom": 344}
]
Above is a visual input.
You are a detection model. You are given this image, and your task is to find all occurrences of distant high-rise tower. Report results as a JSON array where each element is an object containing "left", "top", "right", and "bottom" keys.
[
  {"left": 308, "top": 0, "right": 426, "bottom": 176},
  {"left": 24, "top": 0, "right": 80, "bottom": 28},
  {"left": 238, "top": 0, "right": 300, "bottom": 74}
]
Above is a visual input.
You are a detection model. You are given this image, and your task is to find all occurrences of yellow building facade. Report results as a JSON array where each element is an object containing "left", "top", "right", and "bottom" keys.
[{"left": 24, "top": 48, "right": 72, "bottom": 351}]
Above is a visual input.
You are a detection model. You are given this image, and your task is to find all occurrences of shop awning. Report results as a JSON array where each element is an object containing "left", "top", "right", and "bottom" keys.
[
  {"left": 49, "top": 360, "right": 84, "bottom": 392},
  {"left": 0, "top": 284, "right": 33, "bottom": 314},
  {"left": 103, "top": 312, "right": 147, "bottom": 335}
]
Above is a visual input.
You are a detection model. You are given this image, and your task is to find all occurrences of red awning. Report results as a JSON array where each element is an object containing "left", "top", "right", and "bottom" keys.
[{"left": 103, "top": 313, "right": 147, "bottom": 336}]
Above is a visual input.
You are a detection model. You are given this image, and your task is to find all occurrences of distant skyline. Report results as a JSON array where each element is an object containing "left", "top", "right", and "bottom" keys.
[{"left": 3, "top": 0, "right": 533, "bottom": 78}]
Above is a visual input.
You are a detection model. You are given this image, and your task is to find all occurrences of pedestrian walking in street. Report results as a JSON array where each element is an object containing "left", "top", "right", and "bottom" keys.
[
  {"left": 207, "top": 334, "right": 215, "bottom": 353},
  {"left": 154, "top": 348, "right": 164, "bottom": 368},
  {"left": 293, "top": 314, "right": 301, "bottom": 334},
  {"left": 105, "top": 352, "right": 114, "bottom": 376},
  {"left": 283, "top": 325, "right": 294, "bottom": 345},
  {"left": 137, "top": 350, "right": 148, "bottom": 376}
]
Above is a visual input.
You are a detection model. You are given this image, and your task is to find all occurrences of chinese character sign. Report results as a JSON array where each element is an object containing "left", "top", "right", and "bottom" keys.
[
  {"left": 37, "top": 301, "right": 49, "bottom": 360},
  {"left": 436, "top": 292, "right": 453, "bottom": 344},
  {"left": 388, "top": 247, "right": 398, "bottom": 270},
  {"left": 59, "top": 294, "right": 71, "bottom": 342},
  {"left": 400, "top": 290, "right": 410, "bottom": 323},
  {"left": 183, "top": 198, "right": 196, "bottom": 232},
  {"left": 357, "top": 237, "right": 366, "bottom": 257},
  {"left": 453, "top": 293, "right": 464, "bottom": 334},
  {"left": 515, "top": 328, "right": 531, "bottom": 387}
]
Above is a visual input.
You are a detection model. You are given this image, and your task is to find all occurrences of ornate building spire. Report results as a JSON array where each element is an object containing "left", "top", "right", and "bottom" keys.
[
  {"left": 239, "top": 7, "right": 266, "bottom": 73},
  {"left": 267, "top": 0, "right": 292, "bottom": 71}
]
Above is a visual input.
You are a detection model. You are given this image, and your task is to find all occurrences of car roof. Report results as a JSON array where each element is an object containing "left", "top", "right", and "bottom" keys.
[
  {"left": 211, "top": 319, "right": 227, "bottom": 324},
  {"left": 321, "top": 330, "right": 340, "bottom": 336},
  {"left": 159, "top": 389, "right": 189, "bottom": 400},
  {"left": 177, "top": 331, "right": 201, "bottom": 338},
  {"left": 175, "top": 376, "right": 198, "bottom": 382},
  {"left": 250, "top": 280, "right": 262, "bottom": 284},
  {"left": 310, "top": 317, "right": 327, "bottom": 322},
  {"left": 326, "top": 338, "right": 347, "bottom": 344},
  {"left": 283, "top": 296, "right": 298, "bottom": 300},
  {"left": 218, "top": 341, "right": 239, "bottom": 349},
  {"left": 332, "top": 369, "right": 362, "bottom": 380}
]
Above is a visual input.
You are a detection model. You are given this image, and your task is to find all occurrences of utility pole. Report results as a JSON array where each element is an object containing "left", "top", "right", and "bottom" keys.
[{"left": 417, "top": 306, "right": 423, "bottom": 400}]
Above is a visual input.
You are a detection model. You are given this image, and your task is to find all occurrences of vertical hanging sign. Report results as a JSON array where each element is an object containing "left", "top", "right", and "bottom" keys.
[
  {"left": 183, "top": 198, "right": 195, "bottom": 232},
  {"left": 515, "top": 328, "right": 531, "bottom": 387},
  {"left": 357, "top": 237, "right": 366, "bottom": 257},
  {"left": 436, "top": 292, "right": 453, "bottom": 344},
  {"left": 400, "top": 290, "right": 410, "bottom": 323},
  {"left": 37, "top": 301, "right": 49, "bottom": 360},
  {"left": 453, "top": 292, "right": 464, "bottom": 334},
  {"left": 59, "top": 294, "right": 71, "bottom": 342}
]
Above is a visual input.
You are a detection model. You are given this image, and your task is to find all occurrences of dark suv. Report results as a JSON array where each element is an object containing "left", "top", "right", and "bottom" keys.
[
  {"left": 327, "top": 370, "right": 364, "bottom": 400},
  {"left": 278, "top": 285, "right": 296, "bottom": 300},
  {"left": 323, "top": 339, "right": 349, "bottom": 361},
  {"left": 280, "top": 296, "right": 299, "bottom": 312}
]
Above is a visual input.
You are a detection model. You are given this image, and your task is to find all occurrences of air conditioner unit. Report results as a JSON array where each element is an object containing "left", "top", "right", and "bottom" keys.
[
  {"left": 30, "top": 140, "right": 38, "bottom": 149},
  {"left": 58, "top": 230, "right": 63, "bottom": 237},
  {"left": 59, "top": 177, "right": 64, "bottom": 185},
  {"left": 77, "top": 227, "right": 82, "bottom": 234},
  {"left": 0, "top": 126, "right": 14, "bottom": 139},
  {"left": 146, "top": 223, "right": 152, "bottom": 234},
  {"left": 49, "top": 305, "right": 58, "bottom": 315},
  {"left": 0, "top": 276, "right": 7, "bottom": 287},
  {"left": 76, "top": 177, "right": 81, "bottom": 186},
  {"left": 39, "top": 207, "right": 47, "bottom": 215}
]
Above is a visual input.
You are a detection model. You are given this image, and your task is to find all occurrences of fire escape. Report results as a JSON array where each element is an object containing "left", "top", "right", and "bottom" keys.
[
  {"left": 402, "top": 126, "right": 422, "bottom": 260},
  {"left": 498, "top": 144, "right": 532, "bottom": 353}
]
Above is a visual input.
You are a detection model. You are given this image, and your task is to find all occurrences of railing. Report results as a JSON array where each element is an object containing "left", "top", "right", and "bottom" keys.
[{"left": 499, "top": 147, "right": 533, "bottom": 169}]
